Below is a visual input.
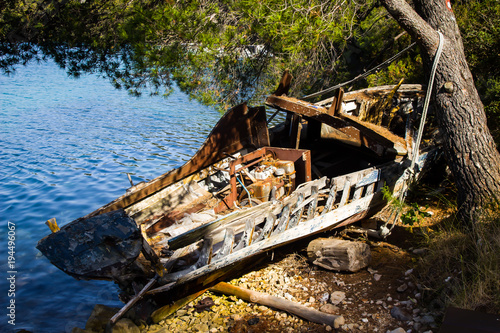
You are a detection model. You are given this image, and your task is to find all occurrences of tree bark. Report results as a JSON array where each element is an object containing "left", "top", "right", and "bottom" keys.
[{"left": 381, "top": 0, "right": 500, "bottom": 223}]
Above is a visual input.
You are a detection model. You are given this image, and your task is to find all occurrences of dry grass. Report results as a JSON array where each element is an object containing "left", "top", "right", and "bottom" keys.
[{"left": 416, "top": 208, "right": 500, "bottom": 316}]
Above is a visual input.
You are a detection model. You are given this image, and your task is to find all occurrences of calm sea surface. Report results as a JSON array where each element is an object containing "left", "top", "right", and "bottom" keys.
[{"left": 0, "top": 61, "right": 221, "bottom": 332}]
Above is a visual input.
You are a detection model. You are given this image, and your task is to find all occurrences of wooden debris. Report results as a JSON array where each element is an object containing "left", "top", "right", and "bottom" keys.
[
  {"left": 150, "top": 289, "right": 207, "bottom": 324},
  {"left": 307, "top": 238, "right": 371, "bottom": 272},
  {"left": 209, "top": 282, "right": 345, "bottom": 328}
]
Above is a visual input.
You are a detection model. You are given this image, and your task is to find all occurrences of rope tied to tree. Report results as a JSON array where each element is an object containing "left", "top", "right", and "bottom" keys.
[{"left": 379, "top": 31, "right": 444, "bottom": 239}]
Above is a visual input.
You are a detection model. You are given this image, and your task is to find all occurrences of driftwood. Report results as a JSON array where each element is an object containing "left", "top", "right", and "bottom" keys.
[
  {"left": 108, "top": 275, "right": 158, "bottom": 327},
  {"left": 307, "top": 238, "right": 371, "bottom": 272},
  {"left": 209, "top": 282, "right": 345, "bottom": 328},
  {"left": 150, "top": 289, "right": 206, "bottom": 323}
]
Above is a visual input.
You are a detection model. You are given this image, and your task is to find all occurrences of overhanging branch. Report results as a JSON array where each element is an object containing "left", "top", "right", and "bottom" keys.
[{"left": 380, "top": 0, "right": 439, "bottom": 57}]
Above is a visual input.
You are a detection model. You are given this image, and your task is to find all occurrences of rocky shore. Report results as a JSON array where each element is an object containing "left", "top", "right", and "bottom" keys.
[{"left": 72, "top": 215, "right": 441, "bottom": 333}]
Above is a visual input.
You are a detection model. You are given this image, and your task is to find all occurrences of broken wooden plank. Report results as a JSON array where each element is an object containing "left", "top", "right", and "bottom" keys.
[
  {"left": 166, "top": 201, "right": 273, "bottom": 251},
  {"left": 233, "top": 218, "right": 256, "bottom": 251},
  {"left": 288, "top": 193, "right": 305, "bottom": 229},
  {"left": 266, "top": 95, "right": 406, "bottom": 157},
  {"left": 150, "top": 289, "right": 206, "bottom": 324},
  {"left": 272, "top": 203, "right": 291, "bottom": 236},
  {"left": 306, "top": 185, "right": 319, "bottom": 220},
  {"left": 254, "top": 213, "right": 276, "bottom": 242},
  {"left": 209, "top": 282, "right": 345, "bottom": 328},
  {"left": 161, "top": 238, "right": 214, "bottom": 283},
  {"left": 339, "top": 177, "right": 352, "bottom": 207},
  {"left": 109, "top": 274, "right": 158, "bottom": 326},
  {"left": 322, "top": 180, "right": 338, "bottom": 215},
  {"left": 148, "top": 190, "right": 384, "bottom": 296},
  {"left": 213, "top": 228, "right": 235, "bottom": 260}
]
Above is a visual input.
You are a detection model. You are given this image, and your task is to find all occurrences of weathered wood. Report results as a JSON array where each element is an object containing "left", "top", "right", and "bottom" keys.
[
  {"left": 307, "top": 238, "right": 371, "bottom": 272},
  {"left": 233, "top": 218, "right": 256, "bottom": 251},
  {"left": 254, "top": 213, "right": 276, "bottom": 242},
  {"left": 160, "top": 242, "right": 199, "bottom": 271},
  {"left": 109, "top": 275, "right": 158, "bottom": 326},
  {"left": 88, "top": 104, "right": 270, "bottom": 217},
  {"left": 150, "top": 289, "right": 206, "bottom": 324},
  {"left": 288, "top": 193, "right": 305, "bottom": 229},
  {"left": 148, "top": 190, "right": 383, "bottom": 296},
  {"left": 166, "top": 201, "right": 273, "bottom": 251},
  {"left": 160, "top": 238, "right": 214, "bottom": 283},
  {"left": 209, "top": 282, "right": 345, "bottom": 328},
  {"left": 213, "top": 228, "right": 235, "bottom": 260},
  {"left": 272, "top": 203, "right": 291, "bottom": 236},
  {"left": 315, "top": 84, "right": 424, "bottom": 107},
  {"left": 306, "top": 185, "right": 319, "bottom": 220},
  {"left": 339, "top": 177, "right": 352, "bottom": 207},
  {"left": 322, "top": 180, "right": 337, "bottom": 215}
]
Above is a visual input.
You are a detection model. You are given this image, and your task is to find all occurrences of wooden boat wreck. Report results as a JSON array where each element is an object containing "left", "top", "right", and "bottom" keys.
[{"left": 37, "top": 79, "right": 438, "bottom": 312}]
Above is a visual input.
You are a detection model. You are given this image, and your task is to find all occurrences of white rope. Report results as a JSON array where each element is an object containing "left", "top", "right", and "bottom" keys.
[{"left": 379, "top": 31, "right": 444, "bottom": 238}]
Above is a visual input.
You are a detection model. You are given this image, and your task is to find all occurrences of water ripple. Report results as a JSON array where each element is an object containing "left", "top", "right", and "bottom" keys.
[{"left": 0, "top": 61, "right": 221, "bottom": 332}]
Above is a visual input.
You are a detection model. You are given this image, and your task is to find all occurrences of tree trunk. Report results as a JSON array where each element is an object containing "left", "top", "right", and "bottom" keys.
[{"left": 381, "top": 0, "right": 500, "bottom": 223}]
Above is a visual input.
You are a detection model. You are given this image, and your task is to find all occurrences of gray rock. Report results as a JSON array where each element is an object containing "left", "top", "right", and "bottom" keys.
[
  {"left": 70, "top": 328, "right": 91, "bottom": 333},
  {"left": 374, "top": 274, "right": 382, "bottom": 281},
  {"left": 111, "top": 318, "right": 140, "bottom": 333},
  {"left": 420, "top": 315, "right": 435, "bottom": 324},
  {"left": 390, "top": 306, "right": 412, "bottom": 321},
  {"left": 330, "top": 291, "right": 346, "bottom": 305},
  {"left": 85, "top": 304, "right": 120, "bottom": 332},
  {"left": 397, "top": 283, "right": 408, "bottom": 292},
  {"left": 319, "top": 292, "right": 330, "bottom": 303},
  {"left": 413, "top": 248, "right": 428, "bottom": 255},
  {"left": 387, "top": 328, "right": 406, "bottom": 333},
  {"left": 320, "top": 303, "right": 339, "bottom": 314}
]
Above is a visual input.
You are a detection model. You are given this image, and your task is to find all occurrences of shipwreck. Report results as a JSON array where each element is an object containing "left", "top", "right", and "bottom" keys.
[{"left": 37, "top": 76, "right": 439, "bottom": 323}]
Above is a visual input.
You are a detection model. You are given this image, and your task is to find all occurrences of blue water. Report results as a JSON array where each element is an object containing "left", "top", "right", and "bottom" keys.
[{"left": 0, "top": 61, "right": 221, "bottom": 332}]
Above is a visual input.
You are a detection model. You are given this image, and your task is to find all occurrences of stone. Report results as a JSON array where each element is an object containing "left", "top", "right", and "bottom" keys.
[
  {"left": 247, "top": 317, "right": 259, "bottom": 325},
  {"left": 374, "top": 274, "right": 382, "bottom": 281},
  {"left": 330, "top": 291, "right": 346, "bottom": 305},
  {"left": 387, "top": 328, "right": 406, "bottom": 333},
  {"left": 71, "top": 328, "right": 91, "bottom": 333},
  {"left": 420, "top": 315, "right": 435, "bottom": 324},
  {"left": 320, "top": 304, "right": 339, "bottom": 314},
  {"left": 390, "top": 306, "right": 412, "bottom": 322},
  {"left": 397, "top": 284, "right": 408, "bottom": 292},
  {"left": 85, "top": 304, "right": 120, "bottom": 332},
  {"left": 111, "top": 318, "right": 140, "bottom": 333},
  {"left": 319, "top": 292, "right": 330, "bottom": 303}
]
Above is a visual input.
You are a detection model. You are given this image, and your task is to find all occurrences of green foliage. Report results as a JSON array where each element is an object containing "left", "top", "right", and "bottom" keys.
[
  {"left": 382, "top": 185, "right": 430, "bottom": 227},
  {"left": 0, "top": 0, "right": 413, "bottom": 110},
  {"left": 0, "top": 0, "right": 497, "bottom": 126},
  {"left": 455, "top": 0, "right": 500, "bottom": 147}
]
